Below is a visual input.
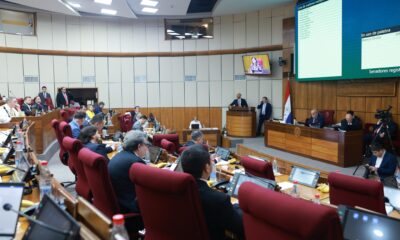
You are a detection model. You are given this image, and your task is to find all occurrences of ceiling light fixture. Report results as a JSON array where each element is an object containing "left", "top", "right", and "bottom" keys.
[
  {"left": 142, "top": 7, "right": 158, "bottom": 13},
  {"left": 176, "top": 36, "right": 185, "bottom": 39},
  {"left": 184, "top": 33, "right": 193, "bottom": 36},
  {"left": 202, "top": 35, "right": 213, "bottom": 38},
  {"left": 58, "top": 0, "right": 80, "bottom": 15},
  {"left": 68, "top": 2, "right": 81, "bottom": 8},
  {"left": 140, "top": 0, "right": 158, "bottom": 7},
  {"left": 168, "top": 32, "right": 180, "bottom": 36},
  {"left": 95, "top": 0, "right": 112, "bottom": 5},
  {"left": 101, "top": 8, "right": 117, "bottom": 15},
  {"left": 167, "top": 29, "right": 174, "bottom": 33}
]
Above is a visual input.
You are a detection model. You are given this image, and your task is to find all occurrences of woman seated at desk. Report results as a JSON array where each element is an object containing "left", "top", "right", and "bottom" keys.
[{"left": 79, "top": 126, "right": 117, "bottom": 162}]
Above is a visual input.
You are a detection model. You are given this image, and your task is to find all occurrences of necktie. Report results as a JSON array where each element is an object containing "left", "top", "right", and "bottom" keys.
[{"left": 63, "top": 93, "right": 69, "bottom": 105}]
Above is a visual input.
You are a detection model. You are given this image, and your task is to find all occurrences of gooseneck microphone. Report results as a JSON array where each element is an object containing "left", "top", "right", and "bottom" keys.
[{"left": 3, "top": 203, "right": 72, "bottom": 236}]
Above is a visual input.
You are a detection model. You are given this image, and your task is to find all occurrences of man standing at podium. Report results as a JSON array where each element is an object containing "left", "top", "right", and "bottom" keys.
[
  {"left": 230, "top": 93, "right": 248, "bottom": 108},
  {"left": 257, "top": 97, "right": 272, "bottom": 136}
]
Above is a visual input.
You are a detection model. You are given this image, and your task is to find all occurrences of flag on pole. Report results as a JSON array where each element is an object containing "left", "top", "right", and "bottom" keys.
[{"left": 283, "top": 81, "right": 293, "bottom": 124}]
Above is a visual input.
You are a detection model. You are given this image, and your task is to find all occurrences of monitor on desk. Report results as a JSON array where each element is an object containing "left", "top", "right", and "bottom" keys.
[
  {"left": 1, "top": 130, "right": 12, "bottom": 147},
  {"left": 384, "top": 186, "right": 400, "bottom": 210},
  {"left": 11, "top": 154, "right": 30, "bottom": 183},
  {"left": 0, "top": 182, "right": 25, "bottom": 239},
  {"left": 148, "top": 146, "right": 162, "bottom": 164},
  {"left": 228, "top": 172, "right": 276, "bottom": 198},
  {"left": 289, "top": 166, "right": 320, "bottom": 188},
  {"left": 191, "top": 124, "right": 200, "bottom": 129},
  {"left": 24, "top": 194, "right": 80, "bottom": 240},
  {"left": 215, "top": 147, "right": 230, "bottom": 161},
  {"left": 339, "top": 205, "right": 400, "bottom": 240}
]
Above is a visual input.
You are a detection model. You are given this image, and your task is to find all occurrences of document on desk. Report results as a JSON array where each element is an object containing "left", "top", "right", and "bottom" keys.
[{"left": 278, "top": 181, "right": 294, "bottom": 191}]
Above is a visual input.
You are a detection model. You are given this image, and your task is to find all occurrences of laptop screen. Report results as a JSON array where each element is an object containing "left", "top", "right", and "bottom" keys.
[
  {"left": 228, "top": 173, "right": 276, "bottom": 198},
  {"left": 215, "top": 147, "right": 230, "bottom": 161},
  {"left": 148, "top": 146, "right": 162, "bottom": 164},
  {"left": 288, "top": 166, "right": 320, "bottom": 188},
  {"left": 12, "top": 154, "right": 30, "bottom": 183},
  {"left": 191, "top": 124, "right": 200, "bottom": 129},
  {"left": 384, "top": 186, "right": 400, "bottom": 210},
  {"left": 0, "top": 183, "right": 25, "bottom": 237}
]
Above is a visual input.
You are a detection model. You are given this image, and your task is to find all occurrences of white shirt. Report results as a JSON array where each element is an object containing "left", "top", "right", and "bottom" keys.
[
  {"left": 238, "top": 98, "right": 242, "bottom": 106},
  {"left": 0, "top": 104, "right": 19, "bottom": 123},
  {"left": 261, "top": 103, "right": 267, "bottom": 115},
  {"left": 375, "top": 151, "right": 386, "bottom": 168},
  {"left": 189, "top": 120, "right": 202, "bottom": 129}
]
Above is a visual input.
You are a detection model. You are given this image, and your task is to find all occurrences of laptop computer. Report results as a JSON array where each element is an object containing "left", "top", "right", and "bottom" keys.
[
  {"left": 228, "top": 173, "right": 276, "bottom": 198},
  {"left": 384, "top": 186, "right": 400, "bottom": 210},
  {"left": 0, "top": 182, "right": 25, "bottom": 240},
  {"left": 148, "top": 145, "right": 162, "bottom": 164},
  {"left": 215, "top": 147, "right": 230, "bottom": 161},
  {"left": 23, "top": 194, "right": 80, "bottom": 240},
  {"left": 11, "top": 154, "right": 30, "bottom": 183},
  {"left": 288, "top": 166, "right": 320, "bottom": 188},
  {"left": 191, "top": 124, "right": 200, "bottom": 129}
]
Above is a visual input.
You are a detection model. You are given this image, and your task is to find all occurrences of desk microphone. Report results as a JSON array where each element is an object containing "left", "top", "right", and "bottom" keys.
[{"left": 2, "top": 203, "right": 72, "bottom": 237}]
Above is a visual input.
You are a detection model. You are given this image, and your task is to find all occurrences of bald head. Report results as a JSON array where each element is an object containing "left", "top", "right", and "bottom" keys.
[
  {"left": 311, "top": 109, "right": 318, "bottom": 118},
  {"left": 236, "top": 93, "right": 242, "bottom": 99}
]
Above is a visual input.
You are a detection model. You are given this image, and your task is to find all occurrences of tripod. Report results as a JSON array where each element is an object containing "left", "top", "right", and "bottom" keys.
[{"left": 352, "top": 121, "right": 395, "bottom": 176}]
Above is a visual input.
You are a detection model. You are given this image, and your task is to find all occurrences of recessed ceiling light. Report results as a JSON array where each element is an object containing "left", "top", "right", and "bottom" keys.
[
  {"left": 167, "top": 29, "right": 174, "bottom": 33},
  {"left": 168, "top": 32, "right": 180, "bottom": 36},
  {"left": 176, "top": 36, "right": 185, "bottom": 39},
  {"left": 140, "top": 0, "right": 158, "bottom": 7},
  {"left": 142, "top": 7, "right": 158, "bottom": 13},
  {"left": 68, "top": 2, "right": 81, "bottom": 8},
  {"left": 202, "top": 35, "right": 213, "bottom": 39},
  {"left": 101, "top": 8, "right": 117, "bottom": 15},
  {"left": 184, "top": 33, "right": 193, "bottom": 36},
  {"left": 95, "top": 0, "right": 112, "bottom": 5}
]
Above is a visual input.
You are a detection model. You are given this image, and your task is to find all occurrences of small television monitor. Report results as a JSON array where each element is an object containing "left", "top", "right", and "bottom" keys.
[
  {"left": 228, "top": 173, "right": 276, "bottom": 198},
  {"left": 242, "top": 54, "right": 271, "bottom": 75},
  {"left": 0, "top": 182, "right": 25, "bottom": 239}
]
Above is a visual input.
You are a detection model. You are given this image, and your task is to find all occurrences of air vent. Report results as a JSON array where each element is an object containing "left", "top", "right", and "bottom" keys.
[{"left": 24, "top": 76, "right": 39, "bottom": 83}]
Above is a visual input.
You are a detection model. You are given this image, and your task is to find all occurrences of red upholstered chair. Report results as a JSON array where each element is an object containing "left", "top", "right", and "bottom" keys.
[
  {"left": 45, "top": 97, "right": 54, "bottom": 110},
  {"left": 79, "top": 148, "right": 119, "bottom": 218},
  {"left": 160, "top": 139, "right": 175, "bottom": 154},
  {"left": 60, "top": 110, "right": 70, "bottom": 122},
  {"left": 62, "top": 137, "right": 90, "bottom": 200},
  {"left": 239, "top": 182, "right": 343, "bottom": 240},
  {"left": 152, "top": 134, "right": 180, "bottom": 151},
  {"left": 51, "top": 119, "right": 66, "bottom": 165},
  {"left": 241, "top": 156, "right": 275, "bottom": 181},
  {"left": 129, "top": 163, "right": 209, "bottom": 240},
  {"left": 328, "top": 172, "right": 386, "bottom": 214},
  {"left": 118, "top": 114, "right": 133, "bottom": 132},
  {"left": 16, "top": 98, "right": 24, "bottom": 106},
  {"left": 178, "top": 146, "right": 188, "bottom": 154},
  {"left": 319, "top": 110, "right": 335, "bottom": 126}
]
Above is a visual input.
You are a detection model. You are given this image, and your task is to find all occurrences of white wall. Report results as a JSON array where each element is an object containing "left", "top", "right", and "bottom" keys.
[{"left": 0, "top": 3, "right": 295, "bottom": 121}]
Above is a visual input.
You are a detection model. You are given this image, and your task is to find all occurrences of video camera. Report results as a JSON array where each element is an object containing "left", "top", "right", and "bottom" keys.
[{"left": 374, "top": 105, "right": 392, "bottom": 123}]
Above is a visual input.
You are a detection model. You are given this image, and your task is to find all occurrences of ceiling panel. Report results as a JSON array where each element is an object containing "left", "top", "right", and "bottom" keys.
[{"left": 213, "top": 0, "right": 293, "bottom": 16}]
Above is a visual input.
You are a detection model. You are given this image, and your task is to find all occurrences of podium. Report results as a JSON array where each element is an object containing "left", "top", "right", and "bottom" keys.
[{"left": 226, "top": 107, "right": 256, "bottom": 137}]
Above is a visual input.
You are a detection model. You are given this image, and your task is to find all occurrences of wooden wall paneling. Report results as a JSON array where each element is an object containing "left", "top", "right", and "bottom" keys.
[
  {"left": 381, "top": 97, "right": 397, "bottom": 114},
  {"left": 183, "top": 107, "right": 198, "bottom": 129},
  {"left": 147, "top": 107, "right": 161, "bottom": 122},
  {"left": 350, "top": 97, "right": 366, "bottom": 112},
  {"left": 282, "top": 18, "right": 295, "bottom": 49},
  {"left": 337, "top": 80, "right": 396, "bottom": 97},
  {"left": 282, "top": 48, "right": 292, "bottom": 74},
  {"left": 294, "top": 109, "right": 308, "bottom": 122},
  {"left": 356, "top": 112, "right": 366, "bottom": 125},
  {"left": 293, "top": 81, "right": 308, "bottom": 109},
  {"left": 307, "top": 82, "right": 322, "bottom": 109},
  {"left": 172, "top": 108, "right": 185, "bottom": 140},
  {"left": 365, "top": 112, "right": 377, "bottom": 124},
  {"left": 209, "top": 107, "right": 222, "bottom": 129},
  {"left": 335, "top": 111, "right": 346, "bottom": 123},
  {"left": 321, "top": 82, "right": 337, "bottom": 110},
  {"left": 365, "top": 97, "right": 383, "bottom": 113},
  {"left": 197, "top": 107, "right": 210, "bottom": 128},
  {"left": 159, "top": 108, "right": 174, "bottom": 130},
  {"left": 336, "top": 97, "right": 351, "bottom": 111}
]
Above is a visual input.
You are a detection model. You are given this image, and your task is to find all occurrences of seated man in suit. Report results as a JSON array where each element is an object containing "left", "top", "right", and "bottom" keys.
[
  {"left": 94, "top": 101, "right": 105, "bottom": 115},
  {"left": 132, "top": 115, "right": 147, "bottom": 131},
  {"left": 230, "top": 93, "right": 248, "bottom": 108},
  {"left": 257, "top": 96, "right": 272, "bottom": 135},
  {"left": 129, "top": 106, "right": 142, "bottom": 121},
  {"left": 21, "top": 96, "right": 33, "bottom": 116},
  {"left": 32, "top": 96, "right": 44, "bottom": 114},
  {"left": 364, "top": 143, "right": 397, "bottom": 182},
  {"left": 305, "top": 109, "right": 325, "bottom": 128},
  {"left": 340, "top": 110, "right": 362, "bottom": 131},
  {"left": 181, "top": 145, "right": 244, "bottom": 240},
  {"left": 0, "top": 97, "right": 20, "bottom": 123},
  {"left": 90, "top": 113, "right": 105, "bottom": 133},
  {"left": 184, "top": 130, "right": 204, "bottom": 147},
  {"left": 69, "top": 111, "right": 87, "bottom": 138},
  {"left": 109, "top": 130, "right": 147, "bottom": 231},
  {"left": 79, "top": 126, "right": 117, "bottom": 162}
]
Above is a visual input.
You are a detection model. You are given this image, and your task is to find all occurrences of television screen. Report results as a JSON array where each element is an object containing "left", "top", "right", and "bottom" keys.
[{"left": 243, "top": 55, "right": 271, "bottom": 75}]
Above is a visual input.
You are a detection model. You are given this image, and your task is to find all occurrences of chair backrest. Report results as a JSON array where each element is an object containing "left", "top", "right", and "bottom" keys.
[
  {"left": 241, "top": 156, "right": 275, "bottom": 181},
  {"left": 59, "top": 121, "right": 72, "bottom": 138},
  {"left": 130, "top": 163, "right": 209, "bottom": 240},
  {"left": 319, "top": 110, "right": 334, "bottom": 126},
  {"left": 328, "top": 172, "right": 386, "bottom": 214},
  {"left": 239, "top": 182, "right": 343, "bottom": 240},
  {"left": 160, "top": 139, "right": 175, "bottom": 154},
  {"left": 51, "top": 119, "right": 69, "bottom": 166},
  {"left": 62, "top": 137, "right": 90, "bottom": 200},
  {"left": 152, "top": 134, "right": 180, "bottom": 150},
  {"left": 79, "top": 148, "right": 119, "bottom": 218},
  {"left": 60, "top": 110, "right": 70, "bottom": 122},
  {"left": 16, "top": 98, "right": 24, "bottom": 106},
  {"left": 118, "top": 114, "right": 133, "bottom": 132},
  {"left": 45, "top": 98, "right": 54, "bottom": 110}
]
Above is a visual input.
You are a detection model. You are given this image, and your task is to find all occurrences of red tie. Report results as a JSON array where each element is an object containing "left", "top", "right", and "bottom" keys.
[{"left": 63, "top": 93, "right": 69, "bottom": 105}]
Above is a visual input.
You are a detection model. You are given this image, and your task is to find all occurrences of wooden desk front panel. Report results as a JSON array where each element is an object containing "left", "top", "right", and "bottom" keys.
[{"left": 226, "top": 111, "right": 256, "bottom": 138}]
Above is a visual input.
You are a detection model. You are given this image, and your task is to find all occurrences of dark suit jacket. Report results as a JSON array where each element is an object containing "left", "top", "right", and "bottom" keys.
[
  {"left": 32, "top": 103, "right": 43, "bottom": 113},
  {"left": 340, "top": 118, "right": 362, "bottom": 131},
  {"left": 230, "top": 98, "right": 248, "bottom": 107},
  {"left": 196, "top": 180, "right": 244, "bottom": 240},
  {"left": 183, "top": 140, "right": 196, "bottom": 147},
  {"left": 369, "top": 151, "right": 398, "bottom": 181},
  {"left": 373, "top": 121, "right": 398, "bottom": 140},
  {"left": 108, "top": 150, "right": 146, "bottom": 213},
  {"left": 21, "top": 103, "right": 33, "bottom": 116},
  {"left": 305, "top": 114, "right": 325, "bottom": 128},
  {"left": 257, "top": 102, "right": 272, "bottom": 119},
  {"left": 38, "top": 92, "right": 51, "bottom": 105},
  {"left": 56, "top": 92, "right": 72, "bottom": 108},
  {"left": 84, "top": 142, "right": 113, "bottom": 162}
]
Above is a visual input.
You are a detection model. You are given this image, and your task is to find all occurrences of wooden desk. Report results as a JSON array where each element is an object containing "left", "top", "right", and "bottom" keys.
[
  {"left": 11, "top": 110, "right": 61, "bottom": 154},
  {"left": 182, "top": 128, "right": 221, "bottom": 146},
  {"left": 264, "top": 122, "right": 363, "bottom": 167},
  {"left": 226, "top": 108, "right": 256, "bottom": 138}
]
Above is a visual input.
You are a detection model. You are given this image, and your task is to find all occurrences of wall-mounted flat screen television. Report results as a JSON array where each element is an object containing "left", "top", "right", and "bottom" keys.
[{"left": 243, "top": 55, "right": 271, "bottom": 75}]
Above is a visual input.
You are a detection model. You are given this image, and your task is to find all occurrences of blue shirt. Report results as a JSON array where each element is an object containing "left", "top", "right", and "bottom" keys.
[{"left": 69, "top": 120, "right": 81, "bottom": 139}]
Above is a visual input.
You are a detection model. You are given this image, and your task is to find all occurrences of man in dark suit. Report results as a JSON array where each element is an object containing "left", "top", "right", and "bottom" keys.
[
  {"left": 21, "top": 96, "right": 33, "bottom": 116},
  {"left": 340, "top": 110, "right": 362, "bottom": 131},
  {"left": 181, "top": 145, "right": 244, "bottom": 240},
  {"left": 257, "top": 96, "right": 272, "bottom": 135},
  {"left": 305, "top": 109, "right": 325, "bottom": 128},
  {"left": 79, "top": 126, "right": 117, "bottom": 162},
  {"left": 56, "top": 87, "right": 72, "bottom": 108},
  {"left": 365, "top": 143, "right": 398, "bottom": 182},
  {"left": 230, "top": 93, "right": 248, "bottom": 108},
  {"left": 183, "top": 130, "right": 204, "bottom": 147},
  {"left": 108, "top": 130, "right": 148, "bottom": 231},
  {"left": 38, "top": 86, "right": 51, "bottom": 107}
]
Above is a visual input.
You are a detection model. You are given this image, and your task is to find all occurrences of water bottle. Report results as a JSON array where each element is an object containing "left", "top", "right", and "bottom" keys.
[
  {"left": 39, "top": 161, "right": 52, "bottom": 200},
  {"left": 291, "top": 181, "right": 299, "bottom": 198},
  {"left": 17, "top": 130, "right": 24, "bottom": 149},
  {"left": 210, "top": 161, "right": 217, "bottom": 182},
  {"left": 22, "top": 118, "right": 28, "bottom": 129},
  {"left": 272, "top": 158, "right": 278, "bottom": 174},
  {"left": 313, "top": 194, "right": 320, "bottom": 204},
  {"left": 14, "top": 141, "right": 24, "bottom": 167},
  {"left": 111, "top": 214, "right": 129, "bottom": 240}
]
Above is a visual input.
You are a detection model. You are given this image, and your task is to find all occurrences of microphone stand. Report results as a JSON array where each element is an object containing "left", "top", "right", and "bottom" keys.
[{"left": 3, "top": 203, "right": 72, "bottom": 237}]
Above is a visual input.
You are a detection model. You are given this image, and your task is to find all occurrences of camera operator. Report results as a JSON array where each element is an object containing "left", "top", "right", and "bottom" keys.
[{"left": 363, "top": 143, "right": 397, "bottom": 183}]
